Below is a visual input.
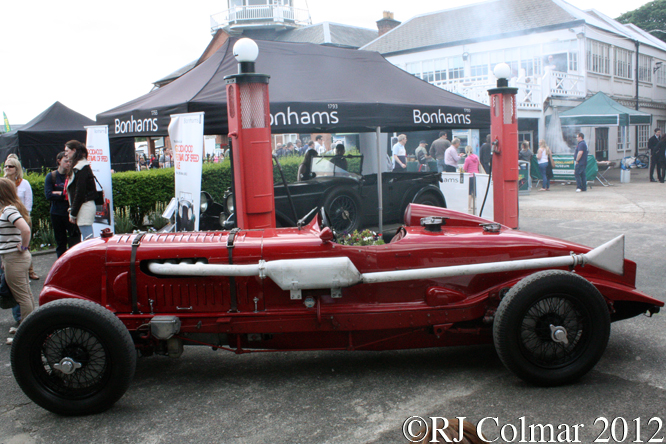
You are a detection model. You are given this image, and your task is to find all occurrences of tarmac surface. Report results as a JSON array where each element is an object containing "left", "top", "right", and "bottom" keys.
[{"left": 1, "top": 166, "right": 665, "bottom": 444}]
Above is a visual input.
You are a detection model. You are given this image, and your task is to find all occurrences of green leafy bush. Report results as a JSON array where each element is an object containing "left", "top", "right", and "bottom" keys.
[{"left": 23, "top": 156, "right": 304, "bottom": 234}]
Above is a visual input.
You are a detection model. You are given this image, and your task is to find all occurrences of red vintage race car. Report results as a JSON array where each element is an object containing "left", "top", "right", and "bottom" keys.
[{"left": 10, "top": 204, "right": 662, "bottom": 415}]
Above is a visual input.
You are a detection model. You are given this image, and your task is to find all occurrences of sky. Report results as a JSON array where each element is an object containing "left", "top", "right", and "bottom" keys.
[{"left": 0, "top": 0, "right": 651, "bottom": 125}]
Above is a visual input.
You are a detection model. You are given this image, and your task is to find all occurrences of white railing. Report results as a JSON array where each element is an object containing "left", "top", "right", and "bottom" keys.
[
  {"left": 515, "top": 78, "right": 542, "bottom": 110},
  {"left": 211, "top": 6, "right": 312, "bottom": 32},
  {"left": 543, "top": 70, "right": 585, "bottom": 98},
  {"left": 428, "top": 70, "right": 585, "bottom": 109}
]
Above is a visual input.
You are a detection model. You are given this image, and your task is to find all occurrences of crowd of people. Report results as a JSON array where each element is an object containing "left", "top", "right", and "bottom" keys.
[{"left": 2, "top": 140, "right": 101, "bottom": 345}]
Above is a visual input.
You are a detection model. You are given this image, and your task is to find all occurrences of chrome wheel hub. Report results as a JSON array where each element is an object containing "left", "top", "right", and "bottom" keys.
[
  {"left": 53, "top": 357, "right": 83, "bottom": 375},
  {"left": 549, "top": 324, "right": 569, "bottom": 345}
]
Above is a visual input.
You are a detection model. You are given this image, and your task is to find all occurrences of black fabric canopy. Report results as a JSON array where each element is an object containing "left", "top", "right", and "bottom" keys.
[
  {"left": 97, "top": 38, "right": 489, "bottom": 137},
  {"left": 0, "top": 102, "right": 135, "bottom": 172},
  {"left": 0, "top": 102, "right": 93, "bottom": 170}
]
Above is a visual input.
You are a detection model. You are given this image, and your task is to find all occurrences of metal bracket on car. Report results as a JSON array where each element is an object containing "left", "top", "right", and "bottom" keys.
[
  {"left": 290, "top": 288, "right": 302, "bottom": 300},
  {"left": 130, "top": 232, "right": 146, "bottom": 314},
  {"left": 227, "top": 228, "right": 240, "bottom": 312},
  {"left": 480, "top": 222, "right": 502, "bottom": 233}
]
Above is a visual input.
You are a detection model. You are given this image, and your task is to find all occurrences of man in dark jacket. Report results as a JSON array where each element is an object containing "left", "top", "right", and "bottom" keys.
[
  {"left": 649, "top": 128, "right": 661, "bottom": 182},
  {"left": 479, "top": 135, "right": 492, "bottom": 175},
  {"left": 44, "top": 152, "right": 80, "bottom": 257}
]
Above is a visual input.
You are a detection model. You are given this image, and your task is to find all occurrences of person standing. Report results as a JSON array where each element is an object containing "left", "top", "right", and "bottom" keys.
[
  {"left": 649, "top": 128, "right": 661, "bottom": 182},
  {"left": 430, "top": 131, "right": 449, "bottom": 173},
  {"left": 0, "top": 178, "right": 34, "bottom": 344},
  {"left": 64, "top": 140, "right": 98, "bottom": 241},
  {"left": 415, "top": 140, "right": 431, "bottom": 171},
  {"left": 519, "top": 141, "right": 533, "bottom": 163},
  {"left": 536, "top": 140, "right": 553, "bottom": 191},
  {"left": 444, "top": 138, "right": 465, "bottom": 172},
  {"left": 574, "top": 133, "right": 588, "bottom": 192},
  {"left": 655, "top": 134, "right": 666, "bottom": 183},
  {"left": 159, "top": 148, "right": 173, "bottom": 168},
  {"left": 479, "top": 135, "right": 492, "bottom": 175},
  {"left": 314, "top": 135, "right": 326, "bottom": 155},
  {"left": 463, "top": 145, "right": 480, "bottom": 174},
  {"left": 392, "top": 134, "right": 407, "bottom": 172},
  {"left": 45, "top": 152, "right": 80, "bottom": 257},
  {"left": 3, "top": 156, "right": 38, "bottom": 281}
]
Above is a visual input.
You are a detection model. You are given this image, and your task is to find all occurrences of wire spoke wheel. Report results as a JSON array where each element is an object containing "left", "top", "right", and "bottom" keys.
[
  {"left": 36, "top": 326, "right": 110, "bottom": 399},
  {"left": 493, "top": 270, "right": 610, "bottom": 386},
  {"left": 324, "top": 189, "right": 361, "bottom": 233},
  {"left": 11, "top": 299, "right": 136, "bottom": 415},
  {"left": 519, "top": 295, "right": 588, "bottom": 368}
]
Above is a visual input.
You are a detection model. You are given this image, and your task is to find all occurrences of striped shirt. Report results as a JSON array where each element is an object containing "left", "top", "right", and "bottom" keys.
[{"left": 0, "top": 206, "right": 22, "bottom": 254}]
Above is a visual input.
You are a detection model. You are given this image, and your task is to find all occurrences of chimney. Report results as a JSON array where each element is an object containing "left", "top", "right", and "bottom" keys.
[{"left": 376, "top": 11, "right": 400, "bottom": 37}]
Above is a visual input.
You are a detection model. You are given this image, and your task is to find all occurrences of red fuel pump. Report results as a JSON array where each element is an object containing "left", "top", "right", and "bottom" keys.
[
  {"left": 225, "top": 38, "right": 276, "bottom": 229},
  {"left": 488, "top": 63, "right": 519, "bottom": 229}
]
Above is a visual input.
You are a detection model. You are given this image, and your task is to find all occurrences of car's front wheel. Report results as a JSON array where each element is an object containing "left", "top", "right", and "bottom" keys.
[
  {"left": 493, "top": 270, "right": 610, "bottom": 386},
  {"left": 11, "top": 299, "right": 137, "bottom": 415}
]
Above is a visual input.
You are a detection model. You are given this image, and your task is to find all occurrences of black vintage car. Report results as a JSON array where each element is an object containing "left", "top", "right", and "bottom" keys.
[{"left": 213, "top": 154, "right": 446, "bottom": 233}]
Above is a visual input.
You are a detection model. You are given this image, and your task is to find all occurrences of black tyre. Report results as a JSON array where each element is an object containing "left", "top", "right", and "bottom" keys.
[
  {"left": 413, "top": 191, "right": 445, "bottom": 207},
  {"left": 323, "top": 187, "right": 361, "bottom": 233},
  {"left": 493, "top": 270, "right": 610, "bottom": 386},
  {"left": 11, "top": 299, "right": 137, "bottom": 415}
]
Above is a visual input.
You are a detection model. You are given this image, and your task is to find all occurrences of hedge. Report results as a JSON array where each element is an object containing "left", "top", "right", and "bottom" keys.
[{"left": 23, "top": 155, "right": 305, "bottom": 229}]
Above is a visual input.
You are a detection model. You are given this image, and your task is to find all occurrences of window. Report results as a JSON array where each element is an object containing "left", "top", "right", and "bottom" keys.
[
  {"left": 434, "top": 58, "right": 447, "bottom": 82},
  {"left": 617, "top": 126, "right": 629, "bottom": 152},
  {"left": 657, "top": 61, "right": 666, "bottom": 86},
  {"left": 422, "top": 60, "right": 435, "bottom": 82},
  {"left": 520, "top": 46, "right": 542, "bottom": 77},
  {"left": 405, "top": 62, "right": 421, "bottom": 78},
  {"left": 587, "top": 40, "right": 610, "bottom": 75},
  {"left": 639, "top": 54, "right": 652, "bottom": 82},
  {"left": 470, "top": 53, "right": 488, "bottom": 78},
  {"left": 638, "top": 125, "right": 649, "bottom": 151},
  {"left": 614, "top": 47, "right": 633, "bottom": 79},
  {"left": 448, "top": 56, "right": 464, "bottom": 80},
  {"left": 569, "top": 52, "right": 578, "bottom": 72}
]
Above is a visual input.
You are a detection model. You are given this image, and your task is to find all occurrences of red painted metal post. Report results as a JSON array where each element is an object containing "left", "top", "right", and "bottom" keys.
[
  {"left": 224, "top": 39, "right": 276, "bottom": 230},
  {"left": 488, "top": 73, "right": 519, "bottom": 229}
]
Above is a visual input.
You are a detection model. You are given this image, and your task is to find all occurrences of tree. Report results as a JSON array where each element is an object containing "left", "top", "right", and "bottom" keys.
[{"left": 616, "top": 0, "right": 666, "bottom": 43}]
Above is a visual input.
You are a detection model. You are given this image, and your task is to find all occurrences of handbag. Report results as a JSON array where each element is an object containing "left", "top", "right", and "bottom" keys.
[
  {"left": 93, "top": 176, "right": 105, "bottom": 205},
  {"left": 0, "top": 271, "right": 17, "bottom": 310},
  {"left": 546, "top": 163, "right": 554, "bottom": 179}
]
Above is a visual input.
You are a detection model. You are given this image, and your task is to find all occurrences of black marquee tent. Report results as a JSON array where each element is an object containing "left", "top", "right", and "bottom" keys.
[
  {"left": 97, "top": 37, "right": 490, "bottom": 137},
  {"left": 0, "top": 102, "right": 135, "bottom": 172}
]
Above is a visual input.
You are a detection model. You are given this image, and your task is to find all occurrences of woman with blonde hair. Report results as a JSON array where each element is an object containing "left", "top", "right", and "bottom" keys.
[
  {"left": 3, "top": 156, "right": 38, "bottom": 284},
  {"left": 536, "top": 139, "right": 554, "bottom": 191},
  {"left": 0, "top": 178, "right": 34, "bottom": 344}
]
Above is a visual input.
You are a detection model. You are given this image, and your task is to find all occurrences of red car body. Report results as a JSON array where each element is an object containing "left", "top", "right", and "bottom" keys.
[{"left": 11, "top": 204, "right": 662, "bottom": 415}]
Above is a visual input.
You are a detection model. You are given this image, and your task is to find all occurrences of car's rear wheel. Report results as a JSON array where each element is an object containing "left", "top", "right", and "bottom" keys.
[
  {"left": 413, "top": 191, "right": 445, "bottom": 207},
  {"left": 324, "top": 187, "right": 361, "bottom": 233},
  {"left": 11, "top": 299, "right": 136, "bottom": 415},
  {"left": 493, "top": 270, "right": 610, "bottom": 386}
]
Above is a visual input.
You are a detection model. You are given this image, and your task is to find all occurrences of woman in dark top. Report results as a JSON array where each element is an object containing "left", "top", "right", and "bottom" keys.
[
  {"left": 64, "top": 140, "right": 98, "bottom": 241},
  {"left": 298, "top": 148, "right": 317, "bottom": 181}
]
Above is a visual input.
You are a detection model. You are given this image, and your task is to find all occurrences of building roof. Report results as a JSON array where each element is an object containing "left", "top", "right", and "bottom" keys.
[
  {"left": 273, "top": 22, "right": 377, "bottom": 48},
  {"left": 361, "top": 0, "right": 666, "bottom": 55}
]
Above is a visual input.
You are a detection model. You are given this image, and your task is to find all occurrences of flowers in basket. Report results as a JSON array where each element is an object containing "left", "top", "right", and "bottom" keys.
[{"left": 337, "top": 229, "right": 385, "bottom": 246}]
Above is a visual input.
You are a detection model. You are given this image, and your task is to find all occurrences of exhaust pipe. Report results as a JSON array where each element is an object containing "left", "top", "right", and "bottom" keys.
[{"left": 147, "top": 235, "right": 625, "bottom": 291}]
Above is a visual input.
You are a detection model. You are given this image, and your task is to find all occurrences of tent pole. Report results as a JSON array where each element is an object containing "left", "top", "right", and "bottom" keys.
[{"left": 376, "top": 126, "right": 383, "bottom": 234}]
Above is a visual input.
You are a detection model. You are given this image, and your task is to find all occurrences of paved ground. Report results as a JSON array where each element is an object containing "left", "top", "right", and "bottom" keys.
[{"left": 1, "top": 168, "right": 665, "bottom": 444}]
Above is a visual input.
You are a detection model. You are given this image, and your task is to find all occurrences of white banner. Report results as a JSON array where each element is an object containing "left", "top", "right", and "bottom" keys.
[
  {"left": 439, "top": 172, "right": 494, "bottom": 220},
  {"left": 168, "top": 112, "right": 204, "bottom": 231},
  {"left": 85, "top": 125, "right": 114, "bottom": 236}
]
